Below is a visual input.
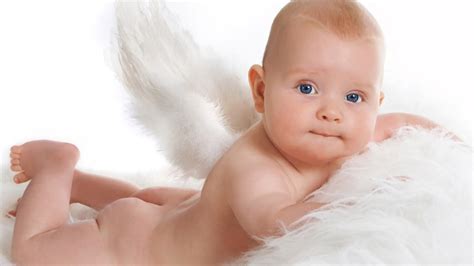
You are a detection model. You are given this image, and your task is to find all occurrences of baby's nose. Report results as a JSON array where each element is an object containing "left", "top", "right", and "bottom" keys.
[{"left": 316, "top": 107, "right": 342, "bottom": 123}]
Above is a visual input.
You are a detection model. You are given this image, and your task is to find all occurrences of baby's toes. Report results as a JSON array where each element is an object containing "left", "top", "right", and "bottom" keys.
[
  {"left": 11, "top": 158, "right": 20, "bottom": 166},
  {"left": 10, "top": 165, "right": 22, "bottom": 172},
  {"left": 13, "top": 172, "right": 29, "bottom": 184},
  {"left": 10, "top": 145, "right": 22, "bottom": 153},
  {"left": 10, "top": 158, "right": 21, "bottom": 171},
  {"left": 10, "top": 164, "right": 23, "bottom": 172},
  {"left": 9, "top": 145, "right": 22, "bottom": 160},
  {"left": 10, "top": 150, "right": 23, "bottom": 171}
]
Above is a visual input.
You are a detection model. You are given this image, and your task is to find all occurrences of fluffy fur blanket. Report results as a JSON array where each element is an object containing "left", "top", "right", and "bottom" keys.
[{"left": 0, "top": 1, "right": 472, "bottom": 264}]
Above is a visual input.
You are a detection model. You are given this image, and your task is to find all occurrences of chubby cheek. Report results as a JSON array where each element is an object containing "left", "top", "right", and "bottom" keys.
[
  {"left": 264, "top": 96, "right": 303, "bottom": 144},
  {"left": 346, "top": 115, "right": 377, "bottom": 151}
]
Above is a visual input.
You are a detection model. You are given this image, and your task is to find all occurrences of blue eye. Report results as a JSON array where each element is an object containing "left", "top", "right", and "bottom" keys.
[
  {"left": 346, "top": 93, "right": 362, "bottom": 103},
  {"left": 298, "top": 84, "right": 317, "bottom": 95}
]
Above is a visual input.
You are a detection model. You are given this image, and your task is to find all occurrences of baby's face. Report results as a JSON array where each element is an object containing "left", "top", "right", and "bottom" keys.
[{"left": 260, "top": 19, "right": 384, "bottom": 165}]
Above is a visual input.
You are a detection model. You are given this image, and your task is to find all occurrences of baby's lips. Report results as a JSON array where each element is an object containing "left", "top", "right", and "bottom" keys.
[{"left": 310, "top": 130, "right": 340, "bottom": 138}]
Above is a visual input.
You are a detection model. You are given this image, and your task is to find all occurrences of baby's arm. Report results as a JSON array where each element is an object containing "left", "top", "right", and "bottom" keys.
[
  {"left": 226, "top": 164, "right": 325, "bottom": 239},
  {"left": 374, "top": 112, "right": 461, "bottom": 142}
]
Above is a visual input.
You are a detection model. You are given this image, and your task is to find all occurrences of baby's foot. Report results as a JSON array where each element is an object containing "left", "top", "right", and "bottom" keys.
[{"left": 9, "top": 140, "right": 80, "bottom": 183}]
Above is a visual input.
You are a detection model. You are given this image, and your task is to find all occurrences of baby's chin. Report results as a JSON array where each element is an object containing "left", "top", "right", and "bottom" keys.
[{"left": 286, "top": 147, "right": 356, "bottom": 167}]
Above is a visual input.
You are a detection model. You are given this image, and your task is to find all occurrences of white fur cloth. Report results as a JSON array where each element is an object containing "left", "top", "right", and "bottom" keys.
[{"left": 0, "top": 1, "right": 472, "bottom": 264}]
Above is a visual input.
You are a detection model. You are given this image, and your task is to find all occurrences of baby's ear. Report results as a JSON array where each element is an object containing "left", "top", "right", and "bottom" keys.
[
  {"left": 379, "top": 91, "right": 385, "bottom": 106},
  {"left": 248, "top": 64, "right": 266, "bottom": 113}
]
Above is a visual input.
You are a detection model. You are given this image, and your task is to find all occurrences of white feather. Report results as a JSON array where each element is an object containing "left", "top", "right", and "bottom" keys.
[{"left": 111, "top": 0, "right": 259, "bottom": 179}]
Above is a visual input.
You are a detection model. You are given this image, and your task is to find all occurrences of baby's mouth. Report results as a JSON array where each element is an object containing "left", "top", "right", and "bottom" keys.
[{"left": 309, "top": 131, "right": 340, "bottom": 138}]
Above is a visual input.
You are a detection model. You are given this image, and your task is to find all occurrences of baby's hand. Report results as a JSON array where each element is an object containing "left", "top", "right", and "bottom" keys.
[{"left": 374, "top": 113, "right": 462, "bottom": 143}]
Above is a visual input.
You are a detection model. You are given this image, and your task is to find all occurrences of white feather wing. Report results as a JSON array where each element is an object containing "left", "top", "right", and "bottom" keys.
[{"left": 111, "top": 1, "right": 259, "bottom": 179}]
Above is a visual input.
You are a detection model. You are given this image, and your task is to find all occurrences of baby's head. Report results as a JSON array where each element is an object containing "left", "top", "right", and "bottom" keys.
[{"left": 249, "top": 0, "right": 385, "bottom": 166}]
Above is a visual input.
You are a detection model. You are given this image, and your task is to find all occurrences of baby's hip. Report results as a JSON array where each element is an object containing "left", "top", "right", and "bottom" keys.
[{"left": 96, "top": 197, "right": 165, "bottom": 262}]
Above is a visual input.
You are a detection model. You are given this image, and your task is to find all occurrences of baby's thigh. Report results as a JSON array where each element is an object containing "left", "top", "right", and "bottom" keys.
[{"left": 13, "top": 220, "right": 112, "bottom": 264}]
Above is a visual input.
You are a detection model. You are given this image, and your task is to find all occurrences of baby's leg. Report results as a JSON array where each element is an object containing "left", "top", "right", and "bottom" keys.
[
  {"left": 71, "top": 170, "right": 140, "bottom": 211},
  {"left": 131, "top": 186, "right": 200, "bottom": 206},
  {"left": 6, "top": 170, "right": 141, "bottom": 216},
  {"left": 10, "top": 141, "right": 79, "bottom": 242},
  {"left": 10, "top": 140, "right": 110, "bottom": 264}
]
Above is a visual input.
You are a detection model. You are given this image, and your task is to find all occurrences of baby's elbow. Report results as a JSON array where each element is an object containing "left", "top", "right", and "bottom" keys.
[{"left": 246, "top": 216, "right": 288, "bottom": 240}]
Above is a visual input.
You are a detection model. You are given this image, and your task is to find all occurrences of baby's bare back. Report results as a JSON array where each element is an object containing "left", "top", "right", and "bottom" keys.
[
  {"left": 89, "top": 122, "right": 316, "bottom": 265},
  {"left": 94, "top": 138, "right": 269, "bottom": 264}
]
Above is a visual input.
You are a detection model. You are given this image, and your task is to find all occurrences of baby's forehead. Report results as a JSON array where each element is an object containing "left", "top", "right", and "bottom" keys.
[
  {"left": 263, "top": 0, "right": 384, "bottom": 66},
  {"left": 270, "top": 21, "right": 385, "bottom": 69}
]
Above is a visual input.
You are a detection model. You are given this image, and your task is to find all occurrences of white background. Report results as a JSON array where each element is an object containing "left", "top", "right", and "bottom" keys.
[{"left": 0, "top": 0, "right": 473, "bottom": 182}]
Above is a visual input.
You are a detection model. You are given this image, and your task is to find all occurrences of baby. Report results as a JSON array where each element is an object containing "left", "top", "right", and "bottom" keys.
[{"left": 9, "top": 0, "right": 447, "bottom": 264}]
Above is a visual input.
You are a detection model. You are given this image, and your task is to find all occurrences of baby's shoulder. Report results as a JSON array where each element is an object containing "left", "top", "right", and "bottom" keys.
[
  {"left": 222, "top": 149, "right": 292, "bottom": 197},
  {"left": 223, "top": 141, "right": 283, "bottom": 178},
  {"left": 217, "top": 128, "right": 295, "bottom": 197}
]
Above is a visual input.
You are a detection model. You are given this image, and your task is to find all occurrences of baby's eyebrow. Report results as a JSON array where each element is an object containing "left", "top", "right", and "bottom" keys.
[
  {"left": 351, "top": 82, "right": 376, "bottom": 92},
  {"left": 285, "top": 68, "right": 324, "bottom": 77}
]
